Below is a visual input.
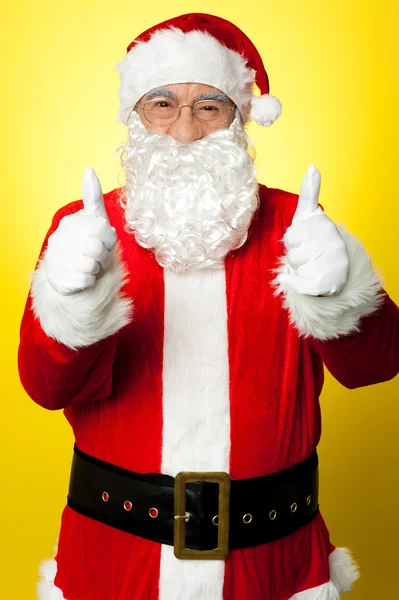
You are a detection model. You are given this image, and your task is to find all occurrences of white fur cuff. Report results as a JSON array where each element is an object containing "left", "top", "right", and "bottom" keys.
[
  {"left": 30, "top": 244, "right": 133, "bottom": 350},
  {"left": 274, "top": 227, "right": 384, "bottom": 340}
]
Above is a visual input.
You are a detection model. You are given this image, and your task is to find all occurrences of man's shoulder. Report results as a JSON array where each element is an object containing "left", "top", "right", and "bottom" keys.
[
  {"left": 257, "top": 183, "right": 299, "bottom": 225},
  {"left": 103, "top": 187, "right": 125, "bottom": 219},
  {"left": 258, "top": 183, "right": 298, "bottom": 213}
]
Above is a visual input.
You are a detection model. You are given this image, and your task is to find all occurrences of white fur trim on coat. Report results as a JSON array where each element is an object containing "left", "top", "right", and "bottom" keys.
[
  {"left": 289, "top": 547, "right": 360, "bottom": 599},
  {"left": 30, "top": 244, "right": 133, "bottom": 350},
  {"left": 37, "top": 559, "right": 65, "bottom": 599},
  {"left": 37, "top": 543, "right": 66, "bottom": 600},
  {"left": 116, "top": 28, "right": 254, "bottom": 124},
  {"left": 36, "top": 546, "right": 359, "bottom": 599},
  {"left": 274, "top": 226, "right": 384, "bottom": 340},
  {"left": 159, "top": 268, "right": 230, "bottom": 599}
]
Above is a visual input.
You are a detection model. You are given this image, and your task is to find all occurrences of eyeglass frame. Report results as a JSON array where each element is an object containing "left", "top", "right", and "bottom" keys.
[{"left": 135, "top": 96, "right": 236, "bottom": 126}]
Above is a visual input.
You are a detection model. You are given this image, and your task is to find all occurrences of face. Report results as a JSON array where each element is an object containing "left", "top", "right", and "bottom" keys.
[
  {"left": 136, "top": 83, "right": 236, "bottom": 143},
  {"left": 121, "top": 106, "right": 258, "bottom": 272}
]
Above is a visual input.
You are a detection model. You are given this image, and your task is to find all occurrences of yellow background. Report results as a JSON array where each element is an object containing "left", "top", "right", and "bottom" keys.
[{"left": 2, "top": 1, "right": 398, "bottom": 598}]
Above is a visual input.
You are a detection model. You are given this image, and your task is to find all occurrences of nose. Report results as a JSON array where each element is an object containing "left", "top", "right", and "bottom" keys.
[{"left": 168, "top": 106, "right": 203, "bottom": 144}]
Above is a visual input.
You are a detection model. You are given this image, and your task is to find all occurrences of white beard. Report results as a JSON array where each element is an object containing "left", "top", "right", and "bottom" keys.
[{"left": 119, "top": 111, "right": 259, "bottom": 272}]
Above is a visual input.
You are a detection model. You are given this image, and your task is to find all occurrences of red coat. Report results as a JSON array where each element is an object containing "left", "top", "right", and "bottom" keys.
[{"left": 19, "top": 184, "right": 399, "bottom": 600}]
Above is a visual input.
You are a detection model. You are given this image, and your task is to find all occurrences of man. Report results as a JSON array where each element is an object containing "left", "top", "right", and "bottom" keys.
[{"left": 18, "top": 12, "right": 399, "bottom": 600}]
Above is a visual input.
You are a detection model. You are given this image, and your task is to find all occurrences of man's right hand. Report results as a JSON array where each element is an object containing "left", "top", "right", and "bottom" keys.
[{"left": 45, "top": 167, "right": 117, "bottom": 296}]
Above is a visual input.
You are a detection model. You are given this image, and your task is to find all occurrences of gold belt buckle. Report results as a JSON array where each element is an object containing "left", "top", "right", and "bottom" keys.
[{"left": 174, "top": 471, "right": 231, "bottom": 560}]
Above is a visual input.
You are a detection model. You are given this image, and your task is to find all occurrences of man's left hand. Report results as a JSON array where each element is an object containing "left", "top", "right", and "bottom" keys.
[{"left": 276, "top": 165, "right": 349, "bottom": 296}]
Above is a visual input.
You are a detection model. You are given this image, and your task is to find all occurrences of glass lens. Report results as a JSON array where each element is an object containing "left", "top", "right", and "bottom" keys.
[
  {"left": 193, "top": 100, "right": 233, "bottom": 123},
  {"left": 143, "top": 97, "right": 179, "bottom": 124}
]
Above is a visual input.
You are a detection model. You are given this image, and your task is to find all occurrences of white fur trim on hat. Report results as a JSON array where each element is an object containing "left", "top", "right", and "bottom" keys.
[
  {"left": 116, "top": 27, "right": 254, "bottom": 124},
  {"left": 30, "top": 243, "right": 133, "bottom": 350},
  {"left": 251, "top": 94, "right": 282, "bottom": 126},
  {"left": 273, "top": 226, "right": 384, "bottom": 340}
]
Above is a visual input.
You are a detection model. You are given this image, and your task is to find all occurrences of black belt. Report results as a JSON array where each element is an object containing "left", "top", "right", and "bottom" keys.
[{"left": 68, "top": 445, "right": 319, "bottom": 560}]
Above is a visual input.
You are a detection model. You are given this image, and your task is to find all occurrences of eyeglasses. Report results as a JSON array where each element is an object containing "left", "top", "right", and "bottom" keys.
[{"left": 137, "top": 97, "right": 235, "bottom": 126}]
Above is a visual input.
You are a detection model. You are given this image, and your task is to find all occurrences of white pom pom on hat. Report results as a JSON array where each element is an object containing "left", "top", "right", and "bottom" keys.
[
  {"left": 251, "top": 94, "right": 282, "bottom": 127},
  {"left": 117, "top": 13, "right": 282, "bottom": 127}
]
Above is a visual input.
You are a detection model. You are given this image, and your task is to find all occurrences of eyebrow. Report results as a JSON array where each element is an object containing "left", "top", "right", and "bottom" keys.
[
  {"left": 144, "top": 88, "right": 230, "bottom": 103},
  {"left": 195, "top": 92, "right": 230, "bottom": 103},
  {"left": 145, "top": 87, "right": 177, "bottom": 100}
]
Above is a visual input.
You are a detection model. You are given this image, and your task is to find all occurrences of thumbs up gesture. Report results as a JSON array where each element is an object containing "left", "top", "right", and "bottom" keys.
[
  {"left": 277, "top": 165, "right": 349, "bottom": 296},
  {"left": 45, "top": 167, "right": 117, "bottom": 295}
]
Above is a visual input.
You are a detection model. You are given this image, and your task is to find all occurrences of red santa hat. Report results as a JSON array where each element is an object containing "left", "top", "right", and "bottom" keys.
[{"left": 116, "top": 13, "right": 282, "bottom": 127}]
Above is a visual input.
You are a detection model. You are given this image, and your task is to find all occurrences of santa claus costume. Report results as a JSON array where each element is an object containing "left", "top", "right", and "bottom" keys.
[{"left": 18, "top": 13, "right": 399, "bottom": 600}]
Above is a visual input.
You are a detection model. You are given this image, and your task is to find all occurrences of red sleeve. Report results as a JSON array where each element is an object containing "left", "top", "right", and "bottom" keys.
[
  {"left": 17, "top": 203, "right": 119, "bottom": 410},
  {"left": 310, "top": 292, "right": 399, "bottom": 389}
]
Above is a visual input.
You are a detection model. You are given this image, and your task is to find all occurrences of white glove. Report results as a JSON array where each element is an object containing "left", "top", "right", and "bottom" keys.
[
  {"left": 45, "top": 167, "right": 117, "bottom": 296},
  {"left": 277, "top": 165, "right": 349, "bottom": 296}
]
